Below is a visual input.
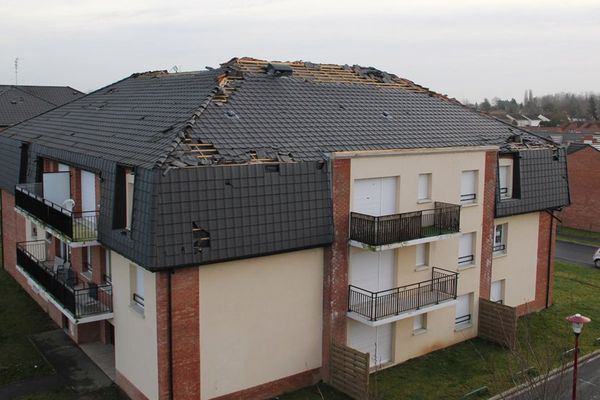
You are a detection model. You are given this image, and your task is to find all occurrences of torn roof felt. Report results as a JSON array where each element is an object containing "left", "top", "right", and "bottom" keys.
[{"left": 1, "top": 57, "right": 550, "bottom": 169}]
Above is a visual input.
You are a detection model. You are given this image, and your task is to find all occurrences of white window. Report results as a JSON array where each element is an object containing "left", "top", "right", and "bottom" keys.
[
  {"left": 498, "top": 166, "right": 510, "bottom": 199},
  {"left": 30, "top": 222, "right": 38, "bottom": 239},
  {"left": 460, "top": 170, "right": 477, "bottom": 204},
  {"left": 491, "top": 280, "right": 505, "bottom": 304},
  {"left": 493, "top": 224, "right": 507, "bottom": 255},
  {"left": 415, "top": 243, "right": 429, "bottom": 268},
  {"left": 455, "top": 293, "right": 472, "bottom": 326},
  {"left": 418, "top": 173, "right": 432, "bottom": 202},
  {"left": 126, "top": 173, "right": 135, "bottom": 230},
  {"left": 413, "top": 313, "right": 427, "bottom": 333},
  {"left": 458, "top": 233, "right": 475, "bottom": 266},
  {"left": 131, "top": 264, "right": 145, "bottom": 309},
  {"left": 104, "top": 249, "right": 112, "bottom": 284}
]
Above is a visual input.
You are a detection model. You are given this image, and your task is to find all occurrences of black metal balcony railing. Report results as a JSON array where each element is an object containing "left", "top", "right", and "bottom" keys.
[
  {"left": 16, "top": 241, "right": 112, "bottom": 319},
  {"left": 348, "top": 267, "right": 458, "bottom": 322},
  {"left": 15, "top": 183, "right": 98, "bottom": 241},
  {"left": 350, "top": 202, "right": 461, "bottom": 247}
]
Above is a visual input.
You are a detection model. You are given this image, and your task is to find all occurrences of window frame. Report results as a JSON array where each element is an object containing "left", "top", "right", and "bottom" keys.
[
  {"left": 460, "top": 170, "right": 478, "bottom": 204},
  {"left": 417, "top": 173, "right": 432, "bottom": 202},
  {"left": 493, "top": 223, "right": 508, "bottom": 255},
  {"left": 455, "top": 293, "right": 473, "bottom": 327},
  {"left": 458, "top": 232, "right": 475, "bottom": 266}
]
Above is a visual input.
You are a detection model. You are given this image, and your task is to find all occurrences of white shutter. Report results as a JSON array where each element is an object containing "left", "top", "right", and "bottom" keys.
[
  {"left": 499, "top": 167, "right": 508, "bottom": 190},
  {"left": 459, "top": 233, "right": 473, "bottom": 258},
  {"left": 418, "top": 174, "right": 430, "bottom": 200},
  {"left": 413, "top": 314, "right": 424, "bottom": 330},
  {"left": 416, "top": 244, "right": 427, "bottom": 267},
  {"left": 460, "top": 171, "right": 476, "bottom": 202},
  {"left": 42, "top": 172, "right": 70, "bottom": 206},
  {"left": 456, "top": 294, "right": 470, "bottom": 318},
  {"left": 136, "top": 265, "right": 145, "bottom": 298},
  {"left": 81, "top": 170, "right": 96, "bottom": 212},
  {"left": 491, "top": 281, "right": 503, "bottom": 303}
]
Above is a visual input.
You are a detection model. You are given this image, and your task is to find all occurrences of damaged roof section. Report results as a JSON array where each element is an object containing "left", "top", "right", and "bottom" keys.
[{"left": 2, "top": 56, "right": 554, "bottom": 171}]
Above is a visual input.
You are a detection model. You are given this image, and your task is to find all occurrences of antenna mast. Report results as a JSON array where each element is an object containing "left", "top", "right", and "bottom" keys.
[{"left": 14, "top": 58, "right": 19, "bottom": 85}]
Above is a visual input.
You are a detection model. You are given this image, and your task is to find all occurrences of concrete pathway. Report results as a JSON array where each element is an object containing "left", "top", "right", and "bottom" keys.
[
  {"left": 556, "top": 240, "right": 597, "bottom": 268},
  {"left": 80, "top": 342, "right": 116, "bottom": 381},
  {"left": 0, "top": 329, "right": 114, "bottom": 399}
]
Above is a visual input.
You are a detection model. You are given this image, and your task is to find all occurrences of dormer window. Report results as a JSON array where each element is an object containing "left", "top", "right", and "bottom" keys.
[
  {"left": 113, "top": 165, "right": 135, "bottom": 231},
  {"left": 498, "top": 157, "right": 513, "bottom": 200}
]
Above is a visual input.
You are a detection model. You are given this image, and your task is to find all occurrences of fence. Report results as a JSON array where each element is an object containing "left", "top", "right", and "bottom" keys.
[
  {"left": 329, "top": 342, "right": 369, "bottom": 400},
  {"left": 478, "top": 298, "right": 517, "bottom": 350}
]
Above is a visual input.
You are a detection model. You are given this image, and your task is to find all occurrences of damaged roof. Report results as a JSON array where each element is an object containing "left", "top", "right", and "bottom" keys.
[
  {"left": 0, "top": 85, "right": 84, "bottom": 127},
  {"left": 2, "top": 57, "right": 546, "bottom": 168}
]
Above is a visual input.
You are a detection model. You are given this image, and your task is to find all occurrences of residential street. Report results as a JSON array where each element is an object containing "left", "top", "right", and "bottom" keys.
[
  {"left": 508, "top": 353, "right": 600, "bottom": 400},
  {"left": 556, "top": 240, "right": 597, "bottom": 268}
]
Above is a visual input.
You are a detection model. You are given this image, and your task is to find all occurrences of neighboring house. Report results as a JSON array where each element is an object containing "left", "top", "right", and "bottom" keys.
[
  {"left": 0, "top": 85, "right": 83, "bottom": 130},
  {"left": 559, "top": 144, "right": 600, "bottom": 232},
  {"left": 0, "top": 58, "right": 569, "bottom": 400},
  {"left": 505, "top": 114, "right": 546, "bottom": 127}
]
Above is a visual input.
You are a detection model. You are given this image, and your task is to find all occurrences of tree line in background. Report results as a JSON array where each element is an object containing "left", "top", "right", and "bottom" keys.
[{"left": 465, "top": 91, "right": 599, "bottom": 126}]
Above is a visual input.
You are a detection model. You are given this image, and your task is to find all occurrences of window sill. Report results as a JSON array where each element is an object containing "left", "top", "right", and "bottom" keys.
[
  {"left": 414, "top": 265, "right": 430, "bottom": 272},
  {"left": 130, "top": 303, "right": 145, "bottom": 317},
  {"left": 493, "top": 252, "right": 508, "bottom": 259},
  {"left": 457, "top": 263, "right": 476, "bottom": 271},
  {"left": 413, "top": 328, "right": 427, "bottom": 336},
  {"left": 80, "top": 271, "right": 92, "bottom": 281},
  {"left": 454, "top": 322, "right": 473, "bottom": 332},
  {"left": 417, "top": 199, "right": 432, "bottom": 204},
  {"left": 460, "top": 202, "right": 478, "bottom": 208}
]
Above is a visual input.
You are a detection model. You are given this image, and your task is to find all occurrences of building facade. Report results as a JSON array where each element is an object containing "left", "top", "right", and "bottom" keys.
[{"left": 0, "top": 58, "right": 569, "bottom": 400}]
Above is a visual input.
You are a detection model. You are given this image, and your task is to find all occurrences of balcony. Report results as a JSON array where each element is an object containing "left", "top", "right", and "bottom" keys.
[
  {"left": 348, "top": 267, "right": 458, "bottom": 326},
  {"left": 16, "top": 241, "right": 112, "bottom": 321},
  {"left": 15, "top": 183, "right": 98, "bottom": 243},
  {"left": 349, "top": 202, "right": 461, "bottom": 250}
]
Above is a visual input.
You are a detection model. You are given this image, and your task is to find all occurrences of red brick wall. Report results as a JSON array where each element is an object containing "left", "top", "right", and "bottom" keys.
[
  {"left": 516, "top": 211, "right": 556, "bottom": 316},
  {"left": 559, "top": 147, "right": 600, "bottom": 232},
  {"left": 2, "top": 190, "right": 26, "bottom": 277},
  {"left": 211, "top": 368, "right": 321, "bottom": 400},
  {"left": 155, "top": 268, "right": 200, "bottom": 400},
  {"left": 322, "top": 158, "right": 350, "bottom": 380},
  {"left": 479, "top": 151, "right": 497, "bottom": 300}
]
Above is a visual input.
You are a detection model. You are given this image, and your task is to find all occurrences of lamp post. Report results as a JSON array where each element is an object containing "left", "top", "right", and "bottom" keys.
[{"left": 565, "top": 313, "right": 591, "bottom": 400}]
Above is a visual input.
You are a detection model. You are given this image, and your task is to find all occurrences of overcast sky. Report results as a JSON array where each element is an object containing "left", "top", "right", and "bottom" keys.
[{"left": 1, "top": 0, "right": 598, "bottom": 103}]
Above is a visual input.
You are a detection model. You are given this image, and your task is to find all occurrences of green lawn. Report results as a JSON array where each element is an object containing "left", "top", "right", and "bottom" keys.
[
  {"left": 0, "top": 268, "right": 56, "bottom": 385},
  {"left": 280, "top": 261, "right": 600, "bottom": 400},
  {"left": 14, "top": 385, "right": 129, "bottom": 400},
  {"left": 557, "top": 225, "right": 600, "bottom": 247}
]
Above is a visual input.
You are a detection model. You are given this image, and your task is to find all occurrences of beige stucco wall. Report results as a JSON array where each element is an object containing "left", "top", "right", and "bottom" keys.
[
  {"left": 112, "top": 251, "right": 159, "bottom": 400},
  {"left": 199, "top": 248, "right": 324, "bottom": 399},
  {"left": 349, "top": 149, "right": 488, "bottom": 366},
  {"left": 491, "top": 212, "right": 540, "bottom": 307}
]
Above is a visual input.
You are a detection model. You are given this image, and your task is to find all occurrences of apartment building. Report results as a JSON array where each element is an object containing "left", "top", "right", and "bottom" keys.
[{"left": 0, "top": 58, "right": 569, "bottom": 400}]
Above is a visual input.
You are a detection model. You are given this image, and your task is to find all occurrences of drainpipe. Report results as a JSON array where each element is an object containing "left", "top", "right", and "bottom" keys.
[
  {"left": 168, "top": 269, "right": 174, "bottom": 400},
  {"left": 546, "top": 210, "right": 555, "bottom": 308}
]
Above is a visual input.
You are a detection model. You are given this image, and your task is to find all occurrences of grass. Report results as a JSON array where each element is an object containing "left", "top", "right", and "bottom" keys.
[
  {"left": 0, "top": 268, "right": 56, "bottom": 386},
  {"left": 280, "top": 261, "right": 600, "bottom": 400},
  {"left": 557, "top": 225, "right": 600, "bottom": 247}
]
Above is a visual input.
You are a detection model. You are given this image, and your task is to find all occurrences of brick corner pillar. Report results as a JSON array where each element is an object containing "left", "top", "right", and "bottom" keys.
[
  {"left": 156, "top": 267, "right": 201, "bottom": 400},
  {"left": 2, "top": 190, "right": 26, "bottom": 277},
  {"left": 322, "top": 158, "right": 351, "bottom": 381},
  {"left": 479, "top": 151, "right": 498, "bottom": 301},
  {"left": 536, "top": 211, "right": 556, "bottom": 310}
]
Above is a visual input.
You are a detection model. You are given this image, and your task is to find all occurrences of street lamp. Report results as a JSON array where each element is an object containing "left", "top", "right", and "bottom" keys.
[{"left": 565, "top": 313, "right": 591, "bottom": 400}]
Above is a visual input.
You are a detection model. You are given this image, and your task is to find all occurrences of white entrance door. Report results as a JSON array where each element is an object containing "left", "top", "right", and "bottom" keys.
[
  {"left": 353, "top": 177, "right": 397, "bottom": 215},
  {"left": 81, "top": 171, "right": 96, "bottom": 212},
  {"left": 349, "top": 320, "right": 393, "bottom": 367},
  {"left": 349, "top": 249, "right": 395, "bottom": 366}
]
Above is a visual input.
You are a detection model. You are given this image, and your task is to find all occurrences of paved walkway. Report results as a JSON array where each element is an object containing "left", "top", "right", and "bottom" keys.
[{"left": 0, "top": 329, "right": 113, "bottom": 399}]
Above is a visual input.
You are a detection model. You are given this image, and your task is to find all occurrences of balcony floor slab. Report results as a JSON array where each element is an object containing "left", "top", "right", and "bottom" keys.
[
  {"left": 347, "top": 299, "right": 457, "bottom": 327},
  {"left": 349, "top": 232, "right": 462, "bottom": 252}
]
